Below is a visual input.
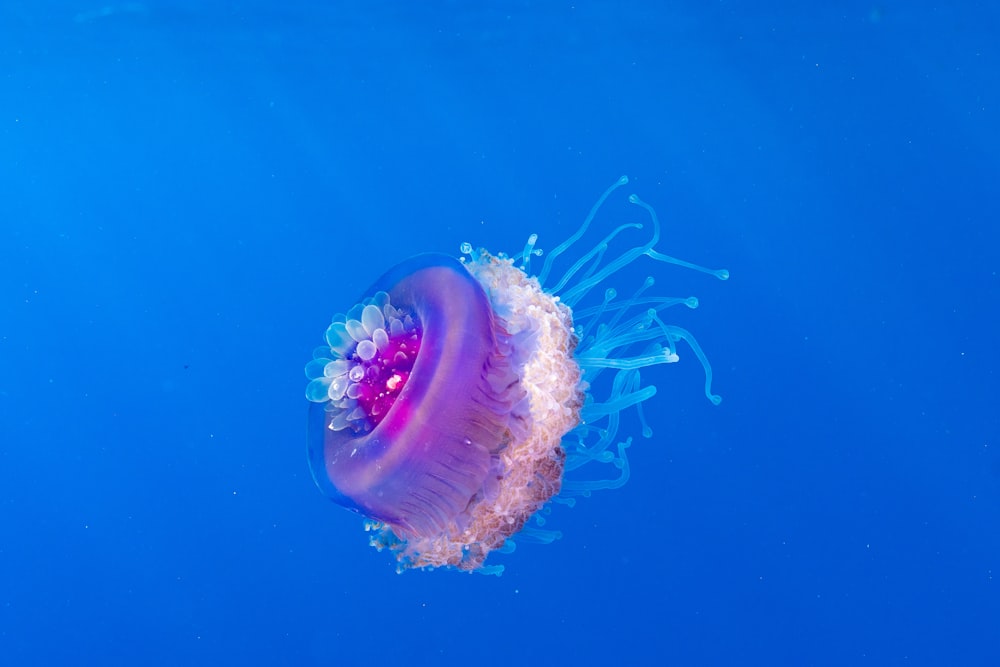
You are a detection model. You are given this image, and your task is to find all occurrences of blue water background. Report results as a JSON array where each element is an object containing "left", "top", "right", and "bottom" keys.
[{"left": 2, "top": 2, "right": 997, "bottom": 664}]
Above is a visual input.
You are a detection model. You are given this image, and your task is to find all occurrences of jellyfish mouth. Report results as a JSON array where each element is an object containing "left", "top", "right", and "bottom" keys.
[{"left": 304, "top": 291, "right": 422, "bottom": 433}]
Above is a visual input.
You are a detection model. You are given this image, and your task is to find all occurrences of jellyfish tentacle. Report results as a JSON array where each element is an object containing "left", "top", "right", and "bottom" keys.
[
  {"left": 558, "top": 194, "right": 661, "bottom": 306},
  {"left": 562, "top": 439, "right": 632, "bottom": 493},
  {"left": 646, "top": 249, "right": 730, "bottom": 280},
  {"left": 547, "top": 223, "right": 641, "bottom": 294},
  {"left": 650, "top": 318, "right": 722, "bottom": 406},
  {"left": 537, "top": 175, "right": 629, "bottom": 286},
  {"left": 517, "top": 233, "right": 541, "bottom": 273}
]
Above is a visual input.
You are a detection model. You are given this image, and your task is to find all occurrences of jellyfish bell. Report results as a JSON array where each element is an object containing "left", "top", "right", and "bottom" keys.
[
  {"left": 305, "top": 176, "right": 727, "bottom": 574},
  {"left": 307, "top": 253, "right": 581, "bottom": 570},
  {"left": 307, "top": 254, "right": 566, "bottom": 534}
]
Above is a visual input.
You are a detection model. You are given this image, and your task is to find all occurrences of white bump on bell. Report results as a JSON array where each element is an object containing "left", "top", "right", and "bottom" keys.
[
  {"left": 325, "top": 322, "right": 353, "bottom": 352},
  {"left": 356, "top": 339, "right": 377, "bottom": 361},
  {"left": 323, "top": 359, "right": 349, "bottom": 378},
  {"left": 361, "top": 304, "right": 385, "bottom": 336},
  {"left": 372, "top": 327, "right": 389, "bottom": 352},
  {"left": 328, "top": 375, "right": 349, "bottom": 401},
  {"left": 305, "top": 376, "right": 333, "bottom": 402},
  {"left": 345, "top": 319, "right": 368, "bottom": 343}
]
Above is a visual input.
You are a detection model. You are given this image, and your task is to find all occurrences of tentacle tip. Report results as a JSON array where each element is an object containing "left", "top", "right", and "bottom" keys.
[
  {"left": 716, "top": 268, "right": 730, "bottom": 281},
  {"left": 708, "top": 394, "right": 722, "bottom": 406},
  {"left": 617, "top": 175, "right": 629, "bottom": 185}
]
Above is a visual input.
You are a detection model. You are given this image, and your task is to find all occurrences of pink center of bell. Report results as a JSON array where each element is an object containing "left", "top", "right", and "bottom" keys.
[{"left": 352, "top": 328, "right": 421, "bottom": 427}]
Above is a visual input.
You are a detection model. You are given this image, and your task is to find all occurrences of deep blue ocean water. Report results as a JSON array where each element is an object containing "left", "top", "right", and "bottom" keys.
[{"left": 2, "top": 2, "right": 997, "bottom": 665}]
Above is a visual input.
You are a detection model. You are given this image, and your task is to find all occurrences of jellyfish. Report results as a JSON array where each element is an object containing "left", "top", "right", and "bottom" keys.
[{"left": 305, "top": 176, "right": 728, "bottom": 574}]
